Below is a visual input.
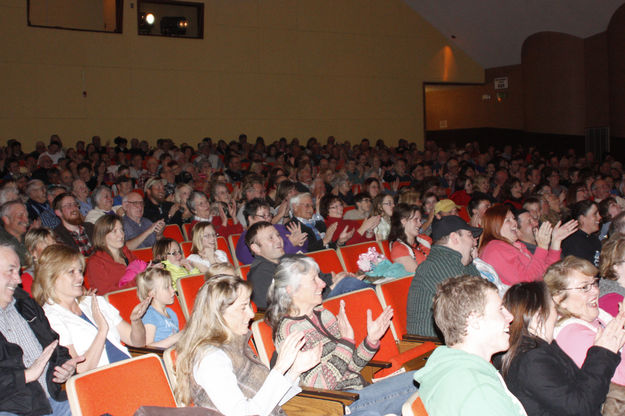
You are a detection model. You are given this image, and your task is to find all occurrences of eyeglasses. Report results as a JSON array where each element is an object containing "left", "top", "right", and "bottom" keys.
[
  {"left": 166, "top": 250, "right": 182, "bottom": 256},
  {"left": 561, "top": 278, "right": 599, "bottom": 293},
  {"left": 254, "top": 214, "right": 273, "bottom": 220}
]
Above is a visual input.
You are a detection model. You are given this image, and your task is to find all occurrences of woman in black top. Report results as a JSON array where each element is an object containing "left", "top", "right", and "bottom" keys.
[{"left": 500, "top": 281, "right": 625, "bottom": 416}]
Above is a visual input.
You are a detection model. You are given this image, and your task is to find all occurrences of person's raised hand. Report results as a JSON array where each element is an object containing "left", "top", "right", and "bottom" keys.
[
  {"left": 25, "top": 341, "right": 58, "bottom": 383},
  {"left": 290, "top": 343, "right": 322, "bottom": 375},
  {"left": 52, "top": 355, "right": 85, "bottom": 384},
  {"left": 338, "top": 226, "right": 355, "bottom": 245},
  {"left": 534, "top": 221, "right": 553, "bottom": 250},
  {"left": 337, "top": 299, "right": 355, "bottom": 340},
  {"left": 551, "top": 219, "right": 578, "bottom": 249},
  {"left": 366, "top": 306, "right": 393, "bottom": 345},
  {"left": 594, "top": 302, "right": 625, "bottom": 353},
  {"left": 274, "top": 332, "right": 307, "bottom": 374},
  {"left": 91, "top": 294, "right": 109, "bottom": 334},
  {"left": 129, "top": 296, "right": 152, "bottom": 322},
  {"left": 323, "top": 222, "right": 338, "bottom": 245}
]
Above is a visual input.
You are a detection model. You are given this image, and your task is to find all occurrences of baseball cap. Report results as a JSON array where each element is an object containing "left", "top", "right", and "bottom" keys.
[
  {"left": 431, "top": 215, "right": 483, "bottom": 242},
  {"left": 434, "top": 199, "right": 460, "bottom": 214}
]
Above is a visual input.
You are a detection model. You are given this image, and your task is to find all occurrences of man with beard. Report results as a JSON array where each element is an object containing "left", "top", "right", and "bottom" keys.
[
  {"left": 52, "top": 193, "right": 94, "bottom": 256},
  {"left": 142, "top": 177, "right": 176, "bottom": 224}
]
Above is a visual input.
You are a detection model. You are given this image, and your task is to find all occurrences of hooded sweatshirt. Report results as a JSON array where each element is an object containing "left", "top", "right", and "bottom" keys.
[{"left": 414, "top": 346, "right": 526, "bottom": 416}]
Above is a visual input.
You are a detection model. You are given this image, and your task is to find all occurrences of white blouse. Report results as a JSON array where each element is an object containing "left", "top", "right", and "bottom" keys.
[
  {"left": 193, "top": 346, "right": 300, "bottom": 416},
  {"left": 186, "top": 250, "right": 229, "bottom": 269},
  {"left": 43, "top": 295, "right": 128, "bottom": 368}
]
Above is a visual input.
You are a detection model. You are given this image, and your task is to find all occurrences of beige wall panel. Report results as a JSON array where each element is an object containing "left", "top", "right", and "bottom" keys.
[
  {"left": 213, "top": 0, "right": 258, "bottom": 27},
  {"left": 259, "top": 0, "right": 297, "bottom": 29},
  {"left": 214, "top": 26, "right": 260, "bottom": 72},
  {"left": 297, "top": 32, "right": 375, "bottom": 76},
  {"left": 259, "top": 28, "right": 300, "bottom": 74},
  {"left": 296, "top": 0, "right": 374, "bottom": 34},
  {"left": 83, "top": 67, "right": 133, "bottom": 118},
  {"left": 369, "top": 0, "right": 425, "bottom": 37}
]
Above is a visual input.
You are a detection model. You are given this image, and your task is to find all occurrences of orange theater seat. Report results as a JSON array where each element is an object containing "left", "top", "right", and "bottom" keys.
[
  {"left": 163, "top": 224, "right": 185, "bottom": 243},
  {"left": 380, "top": 240, "right": 391, "bottom": 259},
  {"left": 375, "top": 275, "right": 413, "bottom": 340},
  {"left": 306, "top": 249, "right": 345, "bottom": 274},
  {"left": 183, "top": 222, "right": 194, "bottom": 241},
  {"left": 177, "top": 274, "right": 206, "bottom": 317},
  {"left": 251, "top": 319, "right": 276, "bottom": 367},
  {"left": 337, "top": 241, "right": 382, "bottom": 274},
  {"left": 105, "top": 287, "right": 187, "bottom": 328},
  {"left": 181, "top": 241, "right": 193, "bottom": 257},
  {"left": 458, "top": 205, "right": 470, "bottom": 223},
  {"left": 239, "top": 264, "right": 250, "bottom": 281},
  {"left": 217, "top": 236, "right": 235, "bottom": 264},
  {"left": 66, "top": 354, "right": 176, "bottom": 416},
  {"left": 131, "top": 247, "right": 153, "bottom": 262},
  {"left": 324, "top": 288, "right": 436, "bottom": 379},
  {"left": 228, "top": 234, "right": 242, "bottom": 265}
]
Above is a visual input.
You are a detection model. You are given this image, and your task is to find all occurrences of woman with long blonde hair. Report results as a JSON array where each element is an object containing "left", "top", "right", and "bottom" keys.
[{"left": 175, "top": 274, "right": 320, "bottom": 415}]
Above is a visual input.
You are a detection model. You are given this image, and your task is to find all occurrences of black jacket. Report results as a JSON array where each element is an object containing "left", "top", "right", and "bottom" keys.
[
  {"left": 504, "top": 336, "right": 620, "bottom": 416},
  {"left": 53, "top": 222, "right": 94, "bottom": 253},
  {"left": 285, "top": 217, "right": 336, "bottom": 252},
  {"left": 0, "top": 288, "right": 72, "bottom": 415}
]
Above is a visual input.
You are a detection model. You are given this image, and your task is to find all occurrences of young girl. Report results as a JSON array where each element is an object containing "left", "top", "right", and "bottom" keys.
[
  {"left": 136, "top": 268, "right": 181, "bottom": 348},
  {"left": 153, "top": 238, "right": 200, "bottom": 290},
  {"left": 21, "top": 228, "right": 58, "bottom": 295},
  {"left": 186, "top": 222, "right": 229, "bottom": 273}
]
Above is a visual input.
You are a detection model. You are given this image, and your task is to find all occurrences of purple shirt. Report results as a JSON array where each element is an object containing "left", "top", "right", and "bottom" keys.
[{"left": 236, "top": 224, "right": 308, "bottom": 265}]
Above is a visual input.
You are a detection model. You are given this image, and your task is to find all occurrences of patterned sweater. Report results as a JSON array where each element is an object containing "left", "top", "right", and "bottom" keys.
[{"left": 275, "top": 307, "right": 378, "bottom": 390}]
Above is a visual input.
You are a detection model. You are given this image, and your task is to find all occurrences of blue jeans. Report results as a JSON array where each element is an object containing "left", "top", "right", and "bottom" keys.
[
  {"left": 327, "top": 276, "right": 374, "bottom": 298},
  {"left": 0, "top": 397, "right": 70, "bottom": 416},
  {"left": 346, "top": 370, "right": 417, "bottom": 416}
]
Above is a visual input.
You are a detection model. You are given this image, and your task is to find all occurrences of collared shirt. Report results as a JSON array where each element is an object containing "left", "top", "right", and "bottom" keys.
[
  {"left": 122, "top": 215, "right": 156, "bottom": 249},
  {"left": 70, "top": 225, "right": 94, "bottom": 256},
  {"left": 0, "top": 299, "right": 49, "bottom": 397},
  {"left": 26, "top": 200, "right": 60, "bottom": 229}
]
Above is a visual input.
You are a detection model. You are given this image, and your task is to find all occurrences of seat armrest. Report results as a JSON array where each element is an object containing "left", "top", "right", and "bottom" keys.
[
  {"left": 127, "top": 346, "right": 166, "bottom": 358},
  {"left": 299, "top": 387, "right": 359, "bottom": 405},
  {"left": 402, "top": 334, "right": 442, "bottom": 344}
]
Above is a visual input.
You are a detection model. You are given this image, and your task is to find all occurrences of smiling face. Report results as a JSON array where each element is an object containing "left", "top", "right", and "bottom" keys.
[
  {"left": 401, "top": 210, "right": 423, "bottom": 239},
  {"left": 579, "top": 204, "right": 601, "bottom": 234},
  {"left": 165, "top": 242, "right": 183, "bottom": 266},
  {"left": 53, "top": 259, "right": 85, "bottom": 304},
  {"left": 327, "top": 200, "right": 344, "bottom": 219},
  {"left": 151, "top": 277, "right": 176, "bottom": 307},
  {"left": 555, "top": 270, "right": 600, "bottom": 323},
  {"left": 290, "top": 268, "right": 326, "bottom": 316},
  {"left": 381, "top": 195, "right": 395, "bottom": 217},
  {"left": 222, "top": 286, "right": 255, "bottom": 336},
  {"left": 293, "top": 195, "right": 315, "bottom": 220},
  {"left": 0, "top": 247, "right": 21, "bottom": 309},
  {"left": 499, "top": 210, "right": 519, "bottom": 242},
  {"left": 250, "top": 226, "right": 284, "bottom": 263},
  {"left": 474, "top": 289, "right": 514, "bottom": 356},
  {"left": 97, "top": 189, "right": 114, "bottom": 211}
]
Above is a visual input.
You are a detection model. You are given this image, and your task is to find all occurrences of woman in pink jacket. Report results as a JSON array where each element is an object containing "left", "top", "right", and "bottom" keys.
[{"left": 479, "top": 204, "right": 577, "bottom": 285}]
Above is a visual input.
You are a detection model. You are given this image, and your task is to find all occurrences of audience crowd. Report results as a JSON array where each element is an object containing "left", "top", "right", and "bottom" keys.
[{"left": 4, "top": 133, "right": 625, "bottom": 415}]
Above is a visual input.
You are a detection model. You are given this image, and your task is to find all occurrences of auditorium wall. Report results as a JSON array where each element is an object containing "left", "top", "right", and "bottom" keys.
[{"left": 0, "top": 0, "right": 484, "bottom": 150}]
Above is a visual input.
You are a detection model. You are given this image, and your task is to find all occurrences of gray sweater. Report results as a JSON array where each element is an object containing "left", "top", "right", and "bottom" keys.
[{"left": 406, "top": 245, "right": 480, "bottom": 338}]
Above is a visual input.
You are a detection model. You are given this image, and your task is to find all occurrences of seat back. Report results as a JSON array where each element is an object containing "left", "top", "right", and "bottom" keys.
[
  {"left": 105, "top": 287, "right": 187, "bottom": 328},
  {"left": 239, "top": 264, "right": 250, "bottom": 281},
  {"left": 323, "top": 288, "right": 399, "bottom": 361},
  {"left": 67, "top": 354, "right": 176, "bottom": 416},
  {"left": 163, "top": 347, "right": 178, "bottom": 389},
  {"left": 163, "top": 224, "right": 185, "bottom": 243},
  {"left": 183, "top": 223, "right": 194, "bottom": 241},
  {"left": 402, "top": 391, "right": 428, "bottom": 416},
  {"left": 250, "top": 319, "right": 276, "bottom": 367},
  {"left": 217, "top": 236, "right": 235, "bottom": 265},
  {"left": 375, "top": 275, "right": 413, "bottom": 340},
  {"left": 306, "top": 249, "right": 345, "bottom": 274},
  {"left": 181, "top": 241, "right": 193, "bottom": 258},
  {"left": 228, "top": 234, "right": 243, "bottom": 265},
  {"left": 131, "top": 247, "right": 153, "bottom": 262},
  {"left": 380, "top": 240, "right": 391, "bottom": 259},
  {"left": 177, "top": 274, "right": 206, "bottom": 317},
  {"left": 337, "top": 241, "right": 383, "bottom": 274}
]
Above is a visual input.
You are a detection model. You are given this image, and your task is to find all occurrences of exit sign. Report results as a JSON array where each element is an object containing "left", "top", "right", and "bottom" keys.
[{"left": 494, "top": 77, "right": 508, "bottom": 89}]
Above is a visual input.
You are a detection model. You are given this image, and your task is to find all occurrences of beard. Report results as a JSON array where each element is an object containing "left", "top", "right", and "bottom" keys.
[{"left": 65, "top": 215, "right": 83, "bottom": 226}]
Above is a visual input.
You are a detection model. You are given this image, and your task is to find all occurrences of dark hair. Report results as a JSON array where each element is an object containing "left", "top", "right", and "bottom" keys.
[
  {"left": 566, "top": 183, "right": 587, "bottom": 206},
  {"left": 468, "top": 196, "right": 490, "bottom": 217},
  {"left": 319, "top": 194, "right": 341, "bottom": 218},
  {"left": 599, "top": 197, "right": 617, "bottom": 224},
  {"left": 353, "top": 192, "right": 371, "bottom": 205},
  {"left": 500, "top": 281, "right": 553, "bottom": 377},
  {"left": 569, "top": 200, "right": 597, "bottom": 221},
  {"left": 388, "top": 203, "right": 421, "bottom": 246},
  {"left": 245, "top": 221, "right": 274, "bottom": 252},
  {"left": 243, "top": 198, "right": 271, "bottom": 222},
  {"left": 52, "top": 192, "right": 75, "bottom": 211}
]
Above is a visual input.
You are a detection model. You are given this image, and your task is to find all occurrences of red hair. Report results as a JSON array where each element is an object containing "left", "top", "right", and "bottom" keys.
[{"left": 479, "top": 204, "right": 514, "bottom": 253}]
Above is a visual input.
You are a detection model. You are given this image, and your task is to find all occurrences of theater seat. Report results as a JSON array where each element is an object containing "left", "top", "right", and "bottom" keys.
[{"left": 66, "top": 354, "right": 176, "bottom": 415}]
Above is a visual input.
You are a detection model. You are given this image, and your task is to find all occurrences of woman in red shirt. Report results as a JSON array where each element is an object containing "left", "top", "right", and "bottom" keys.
[{"left": 319, "top": 195, "right": 380, "bottom": 246}]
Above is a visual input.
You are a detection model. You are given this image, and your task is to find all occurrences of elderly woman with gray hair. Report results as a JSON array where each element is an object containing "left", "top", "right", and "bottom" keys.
[
  {"left": 187, "top": 190, "right": 243, "bottom": 238},
  {"left": 266, "top": 255, "right": 417, "bottom": 416},
  {"left": 84, "top": 185, "right": 115, "bottom": 224}
]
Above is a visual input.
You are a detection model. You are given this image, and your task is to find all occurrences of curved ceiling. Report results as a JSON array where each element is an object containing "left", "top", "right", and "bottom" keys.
[{"left": 404, "top": 0, "right": 625, "bottom": 68}]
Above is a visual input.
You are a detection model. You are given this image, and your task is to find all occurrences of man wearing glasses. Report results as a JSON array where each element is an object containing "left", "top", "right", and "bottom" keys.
[{"left": 122, "top": 192, "right": 165, "bottom": 250}]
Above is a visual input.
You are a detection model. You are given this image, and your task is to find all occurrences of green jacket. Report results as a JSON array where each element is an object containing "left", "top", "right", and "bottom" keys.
[{"left": 414, "top": 346, "right": 526, "bottom": 416}]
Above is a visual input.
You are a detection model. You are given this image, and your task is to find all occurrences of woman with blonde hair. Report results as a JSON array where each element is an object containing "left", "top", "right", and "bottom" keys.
[
  {"left": 175, "top": 274, "right": 320, "bottom": 415},
  {"left": 85, "top": 214, "right": 147, "bottom": 295},
  {"left": 20, "top": 228, "right": 57, "bottom": 295},
  {"left": 33, "top": 244, "right": 149, "bottom": 373},
  {"left": 186, "top": 221, "right": 229, "bottom": 273},
  {"left": 205, "top": 262, "right": 237, "bottom": 280}
]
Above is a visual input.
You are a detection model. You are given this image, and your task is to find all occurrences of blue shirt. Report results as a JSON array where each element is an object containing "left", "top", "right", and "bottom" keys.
[
  {"left": 141, "top": 306, "right": 179, "bottom": 342},
  {"left": 122, "top": 215, "right": 156, "bottom": 249}
]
